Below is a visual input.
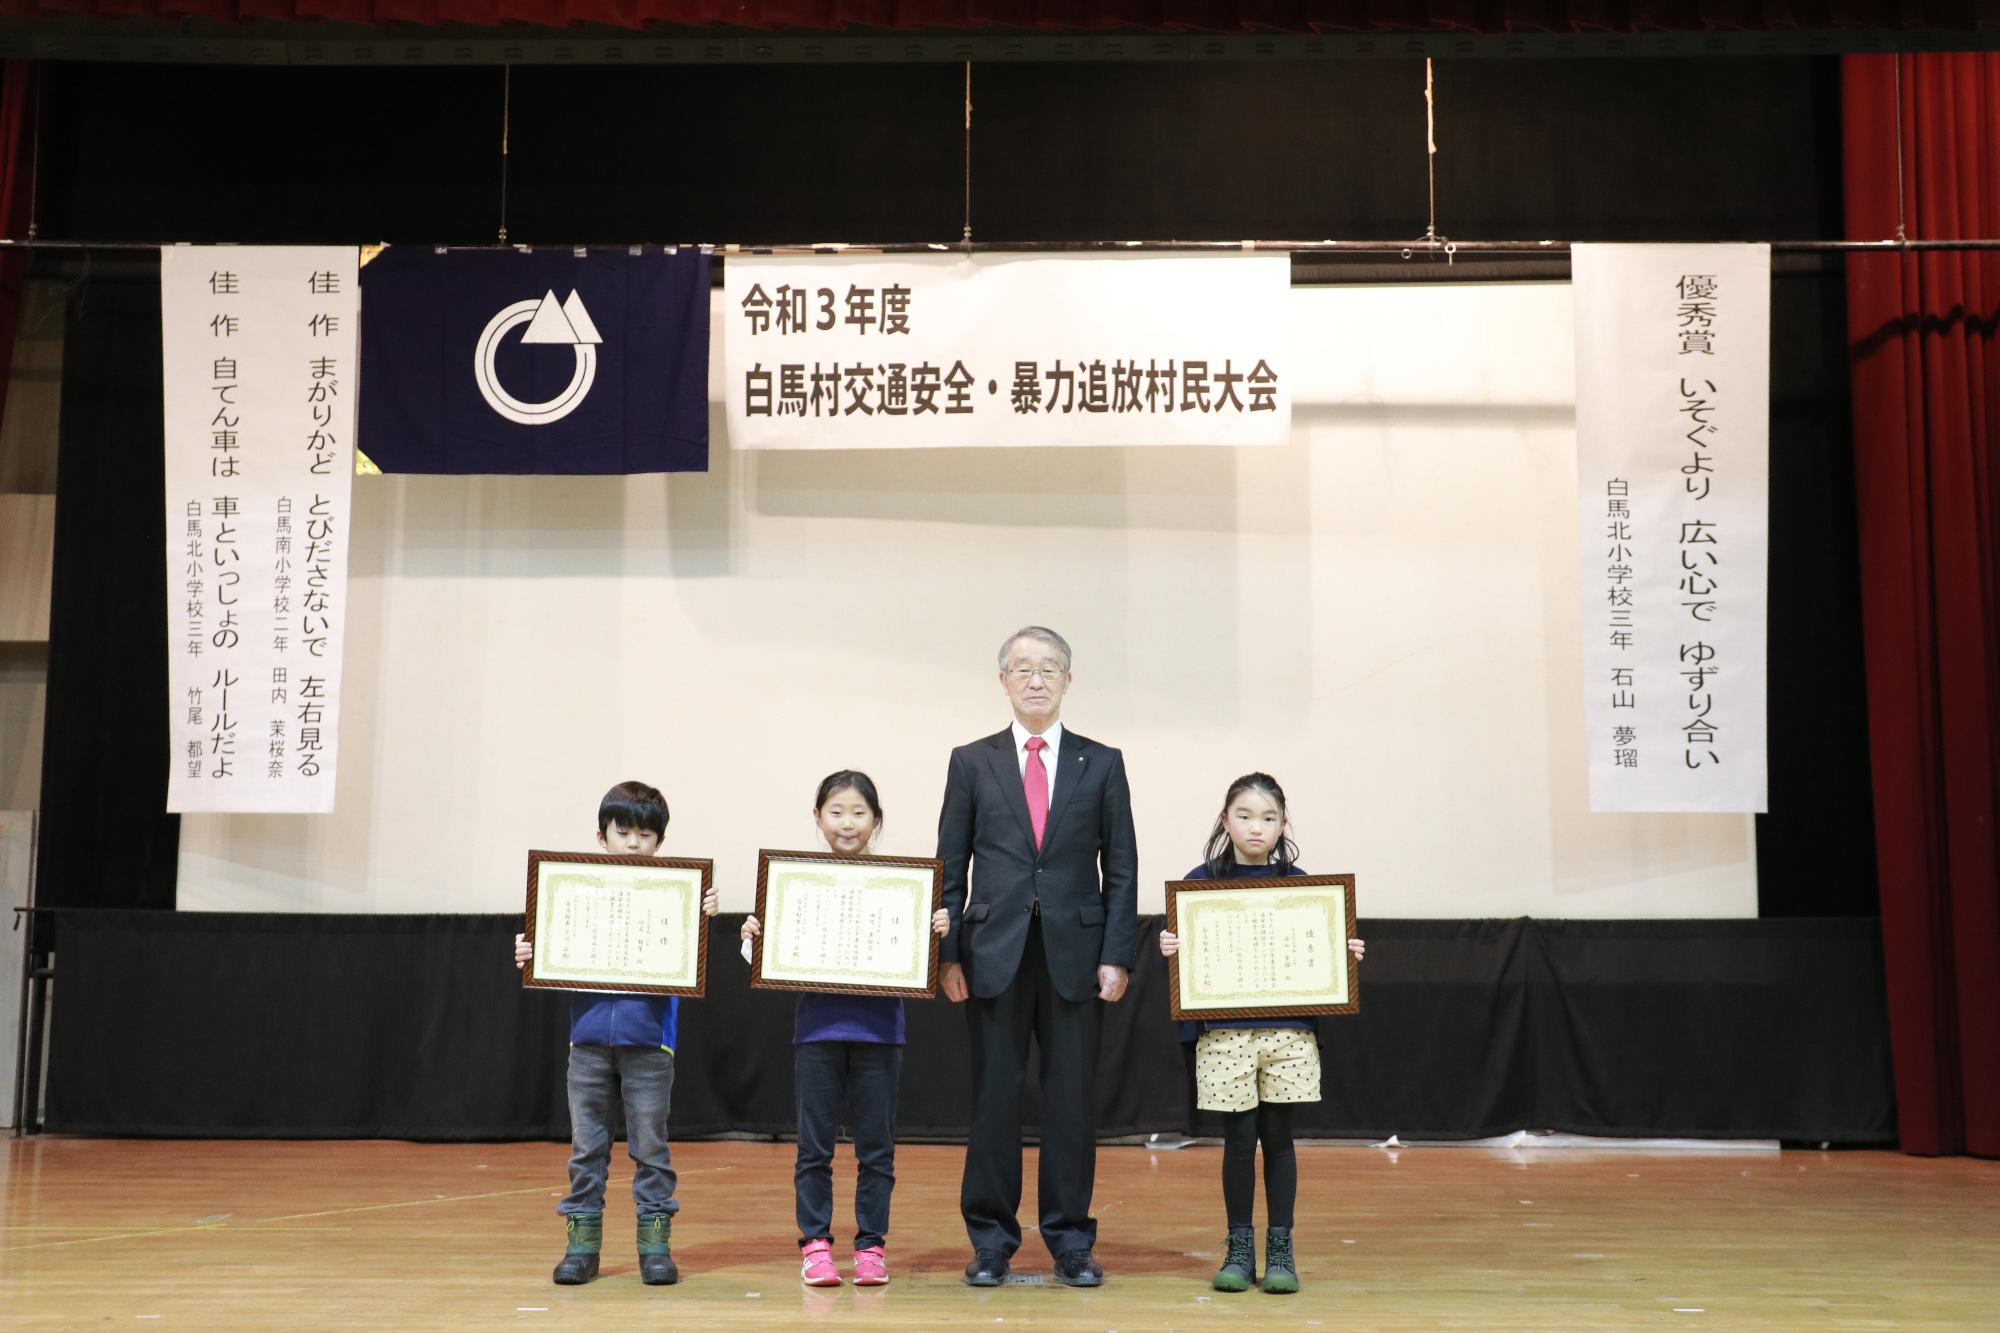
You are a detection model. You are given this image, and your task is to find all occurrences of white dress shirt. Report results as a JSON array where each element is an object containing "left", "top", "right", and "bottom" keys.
[{"left": 1010, "top": 718, "right": 1065, "bottom": 806}]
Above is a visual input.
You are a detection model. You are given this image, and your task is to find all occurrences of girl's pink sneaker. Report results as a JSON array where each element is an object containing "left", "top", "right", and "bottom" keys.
[
  {"left": 800, "top": 1238, "right": 841, "bottom": 1286},
  {"left": 851, "top": 1245, "right": 890, "bottom": 1286}
]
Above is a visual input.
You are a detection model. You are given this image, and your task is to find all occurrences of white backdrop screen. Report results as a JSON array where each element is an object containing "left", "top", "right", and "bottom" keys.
[{"left": 175, "top": 282, "right": 1758, "bottom": 918}]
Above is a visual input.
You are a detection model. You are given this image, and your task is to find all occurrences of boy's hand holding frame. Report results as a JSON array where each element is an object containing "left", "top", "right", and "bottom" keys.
[{"left": 521, "top": 850, "right": 714, "bottom": 996}]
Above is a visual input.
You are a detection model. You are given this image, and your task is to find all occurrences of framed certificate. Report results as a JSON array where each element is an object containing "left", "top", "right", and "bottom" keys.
[
  {"left": 1165, "top": 874, "right": 1358, "bottom": 1021},
  {"left": 750, "top": 849, "right": 943, "bottom": 997},
  {"left": 522, "top": 851, "right": 712, "bottom": 997}
]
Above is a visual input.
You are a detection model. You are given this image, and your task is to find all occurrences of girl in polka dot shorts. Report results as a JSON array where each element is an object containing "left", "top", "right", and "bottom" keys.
[{"left": 1159, "top": 773, "right": 1365, "bottom": 1295}]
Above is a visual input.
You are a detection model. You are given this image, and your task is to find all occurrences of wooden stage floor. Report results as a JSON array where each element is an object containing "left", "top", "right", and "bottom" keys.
[{"left": 2, "top": 1137, "right": 1995, "bottom": 1330}]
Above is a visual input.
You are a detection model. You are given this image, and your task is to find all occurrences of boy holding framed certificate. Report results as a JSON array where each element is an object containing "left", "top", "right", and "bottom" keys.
[{"left": 510, "top": 780, "right": 719, "bottom": 1288}]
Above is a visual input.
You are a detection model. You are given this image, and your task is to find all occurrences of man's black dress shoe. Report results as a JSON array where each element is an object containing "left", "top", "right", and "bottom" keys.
[
  {"left": 964, "top": 1250, "right": 1009, "bottom": 1286},
  {"left": 1053, "top": 1248, "right": 1104, "bottom": 1287}
]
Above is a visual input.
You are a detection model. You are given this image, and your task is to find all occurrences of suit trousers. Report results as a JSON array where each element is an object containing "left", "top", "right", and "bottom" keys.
[{"left": 961, "top": 916, "right": 1100, "bottom": 1260}]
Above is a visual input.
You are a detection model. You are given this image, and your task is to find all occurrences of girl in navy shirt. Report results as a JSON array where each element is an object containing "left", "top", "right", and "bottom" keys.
[
  {"left": 1159, "top": 772, "right": 1365, "bottom": 1296},
  {"left": 741, "top": 770, "right": 949, "bottom": 1287}
]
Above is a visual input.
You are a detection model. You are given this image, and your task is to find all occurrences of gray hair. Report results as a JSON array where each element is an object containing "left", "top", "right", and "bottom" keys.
[{"left": 997, "top": 625, "right": 1073, "bottom": 672}]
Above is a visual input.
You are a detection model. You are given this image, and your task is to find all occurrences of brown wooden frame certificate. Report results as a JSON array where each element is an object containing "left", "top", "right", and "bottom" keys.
[
  {"left": 751, "top": 849, "right": 943, "bottom": 998},
  {"left": 1165, "top": 874, "right": 1359, "bottom": 1021},
  {"left": 521, "top": 850, "right": 712, "bottom": 997}
]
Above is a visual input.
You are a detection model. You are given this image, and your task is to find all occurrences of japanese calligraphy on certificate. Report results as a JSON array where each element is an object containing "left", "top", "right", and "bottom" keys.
[
  {"left": 1166, "top": 875, "right": 1359, "bottom": 1021},
  {"left": 161, "top": 247, "right": 358, "bottom": 813},
  {"left": 724, "top": 253, "right": 1290, "bottom": 448},
  {"left": 522, "top": 852, "right": 713, "bottom": 996},
  {"left": 1573, "top": 245, "right": 1770, "bottom": 813},
  {"left": 751, "top": 850, "right": 943, "bottom": 997}
]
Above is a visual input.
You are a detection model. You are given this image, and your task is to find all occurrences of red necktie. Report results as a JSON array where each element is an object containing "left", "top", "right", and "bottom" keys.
[{"left": 1024, "top": 736, "right": 1049, "bottom": 848}]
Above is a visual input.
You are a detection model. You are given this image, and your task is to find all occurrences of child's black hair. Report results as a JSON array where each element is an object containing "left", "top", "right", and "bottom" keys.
[
  {"left": 815, "top": 770, "right": 882, "bottom": 824},
  {"left": 599, "top": 780, "right": 669, "bottom": 839},
  {"left": 1202, "top": 772, "right": 1301, "bottom": 877}
]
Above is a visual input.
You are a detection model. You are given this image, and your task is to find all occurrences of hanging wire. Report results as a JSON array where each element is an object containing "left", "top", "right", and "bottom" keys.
[
  {"left": 27, "top": 65, "right": 42, "bottom": 243},
  {"left": 498, "top": 65, "right": 512, "bottom": 245},
  {"left": 15, "top": 65, "right": 85, "bottom": 344},
  {"left": 1892, "top": 54, "right": 1909, "bottom": 245},
  {"left": 1423, "top": 58, "right": 1439, "bottom": 246},
  {"left": 962, "top": 60, "right": 974, "bottom": 248}
]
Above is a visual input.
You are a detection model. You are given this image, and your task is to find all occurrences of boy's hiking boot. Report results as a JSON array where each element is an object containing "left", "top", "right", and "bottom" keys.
[
  {"left": 1212, "top": 1226, "right": 1256, "bottom": 1292},
  {"left": 636, "top": 1213, "right": 679, "bottom": 1285},
  {"left": 1261, "top": 1226, "right": 1299, "bottom": 1294},
  {"left": 552, "top": 1212, "right": 601, "bottom": 1285},
  {"left": 800, "top": 1237, "right": 841, "bottom": 1286}
]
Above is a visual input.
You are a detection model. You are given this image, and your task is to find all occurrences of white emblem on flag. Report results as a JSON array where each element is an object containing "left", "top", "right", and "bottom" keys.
[{"left": 474, "top": 289, "right": 602, "bottom": 426}]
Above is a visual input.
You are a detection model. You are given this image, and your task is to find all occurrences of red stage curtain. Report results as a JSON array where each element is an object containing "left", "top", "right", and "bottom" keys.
[
  {"left": 4, "top": 0, "right": 2000, "bottom": 31},
  {"left": 0, "top": 62, "right": 34, "bottom": 438},
  {"left": 1842, "top": 52, "right": 2000, "bottom": 1158}
]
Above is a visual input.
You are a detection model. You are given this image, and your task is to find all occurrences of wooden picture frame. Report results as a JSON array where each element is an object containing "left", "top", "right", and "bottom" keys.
[
  {"left": 522, "top": 850, "right": 712, "bottom": 997},
  {"left": 750, "top": 849, "right": 943, "bottom": 998},
  {"left": 1165, "top": 873, "right": 1358, "bottom": 1021}
]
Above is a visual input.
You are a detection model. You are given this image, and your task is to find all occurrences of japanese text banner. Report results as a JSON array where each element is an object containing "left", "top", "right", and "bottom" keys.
[
  {"left": 1573, "top": 244, "right": 1769, "bottom": 813},
  {"left": 162, "top": 246, "right": 358, "bottom": 814},
  {"left": 724, "top": 253, "right": 1290, "bottom": 448}
]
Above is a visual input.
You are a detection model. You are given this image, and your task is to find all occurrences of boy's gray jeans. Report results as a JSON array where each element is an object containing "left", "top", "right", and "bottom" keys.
[{"left": 559, "top": 1045, "right": 679, "bottom": 1218}]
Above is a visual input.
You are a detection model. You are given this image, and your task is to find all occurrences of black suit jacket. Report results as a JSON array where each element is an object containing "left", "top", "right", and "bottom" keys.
[{"left": 936, "top": 726, "right": 1139, "bottom": 1002}]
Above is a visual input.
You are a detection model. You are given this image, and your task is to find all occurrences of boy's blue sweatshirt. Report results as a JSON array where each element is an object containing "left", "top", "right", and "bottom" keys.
[{"left": 569, "top": 995, "right": 679, "bottom": 1051}]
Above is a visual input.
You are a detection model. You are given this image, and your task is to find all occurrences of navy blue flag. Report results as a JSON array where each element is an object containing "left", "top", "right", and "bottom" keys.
[{"left": 357, "top": 247, "right": 710, "bottom": 474}]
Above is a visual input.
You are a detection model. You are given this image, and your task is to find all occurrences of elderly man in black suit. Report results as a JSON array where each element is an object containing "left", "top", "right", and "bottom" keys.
[{"left": 937, "top": 625, "right": 1139, "bottom": 1287}]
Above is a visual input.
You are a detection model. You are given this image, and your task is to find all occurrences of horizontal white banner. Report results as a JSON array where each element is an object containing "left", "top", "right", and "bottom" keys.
[{"left": 724, "top": 253, "right": 1291, "bottom": 448}]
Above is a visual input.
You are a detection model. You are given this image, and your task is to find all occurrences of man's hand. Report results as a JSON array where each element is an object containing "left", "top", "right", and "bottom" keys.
[
  {"left": 513, "top": 932, "right": 531, "bottom": 971},
  {"left": 702, "top": 886, "right": 720, "bottom": 916},
  {"left": 1158, "top": 930, "right": 1180, "bottom": 957},
  {"left": 941, "top": 962, "right": 969, "bottom": 1003},
  {"left": 741, "top": 915, "right": 762, "bottom": 942},
  {"left": 1097, "top": 964, "right": 1129, "bottom": 1003}
]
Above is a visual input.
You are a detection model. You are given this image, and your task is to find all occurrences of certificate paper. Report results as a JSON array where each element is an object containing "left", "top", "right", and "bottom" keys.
[
  {"left": 1166, "top": 874, "right": 1359, "bottom": 1020},
  {"left": 522, "top": 851, "right": 712, "bottom": 996},
  {"left": 751, "top": 850, "right": 943, "bottom": 997}
]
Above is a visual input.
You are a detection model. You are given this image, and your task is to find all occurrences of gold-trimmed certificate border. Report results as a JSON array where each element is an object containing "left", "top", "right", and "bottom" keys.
[
  {"left": 1165, "top": 873, "right": 1359, "bottom": 1021},
  {"left": 521, "top": 850, "right": 713, "bottom": 997},
  {"left": 750, "top": 848, "right": 943, "bottom": 998}
]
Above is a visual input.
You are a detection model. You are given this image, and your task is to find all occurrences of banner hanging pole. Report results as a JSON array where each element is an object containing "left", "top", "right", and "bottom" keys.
[{"left": 9, "top": 238, "right": 2000, "bottom": 255}]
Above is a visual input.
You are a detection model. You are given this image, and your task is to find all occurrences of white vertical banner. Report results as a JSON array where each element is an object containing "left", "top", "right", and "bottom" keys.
[
  {"left": 1573, "top": 244, "right": 1769, "bottom": 813},
  {"left": 724, "top": 253, "right": 1291, "bottom": 448},
  {"left": 162, "top": 246, "right": 358, "bottom": 813}
]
